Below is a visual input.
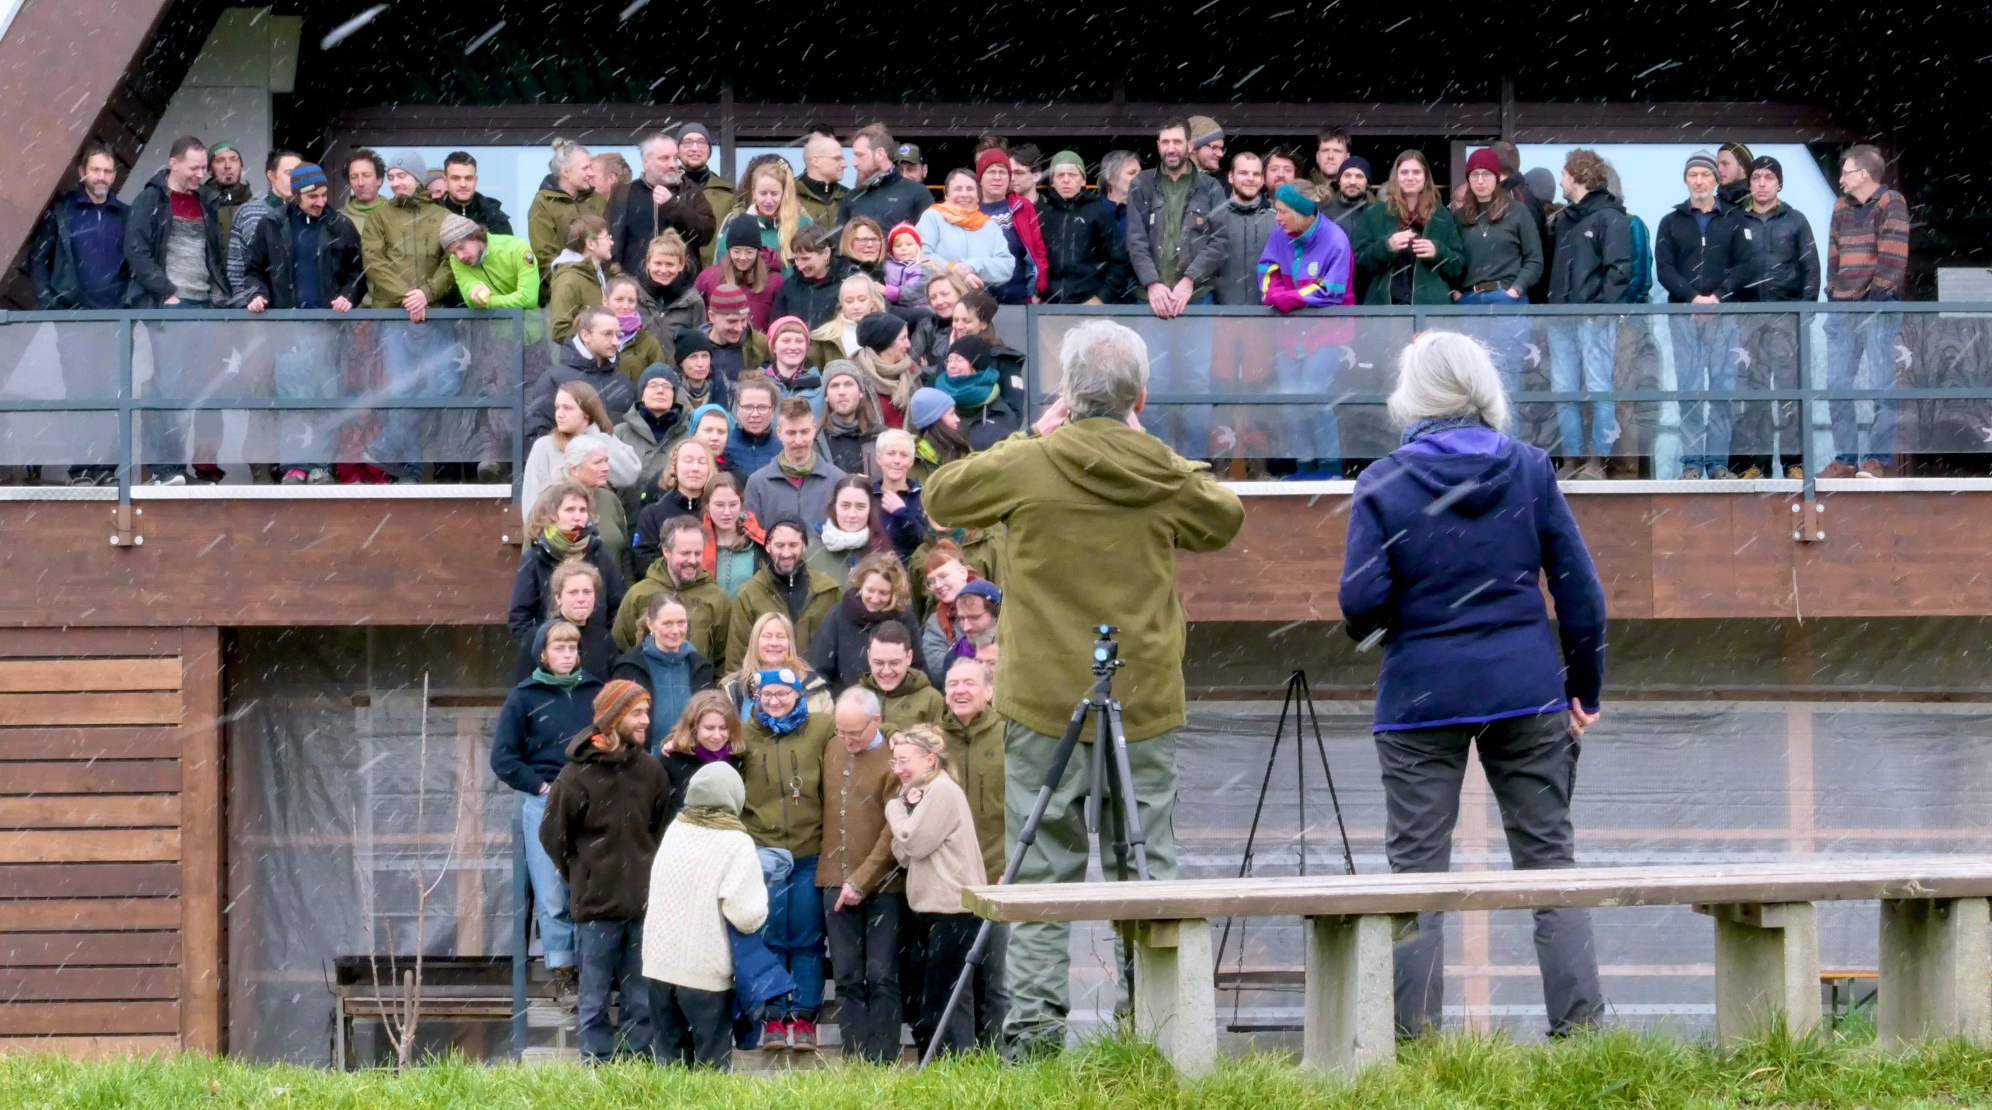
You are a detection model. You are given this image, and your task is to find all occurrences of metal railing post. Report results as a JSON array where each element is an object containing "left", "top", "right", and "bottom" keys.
[
  {"left": 1025, "top": 305, "right": 1039, "bottom": 425},
  {"left": 1798, "top": 308, "right": 1816, "bottom": 496},
  {"left": 511, "top": 311, "right": 526, "bottom": 504},
  {"left": 512, "top": 805, "right": 529, "bottom": 1057},
  {"left": 117, "top": 318, "right": 133, "bottom": 502}
]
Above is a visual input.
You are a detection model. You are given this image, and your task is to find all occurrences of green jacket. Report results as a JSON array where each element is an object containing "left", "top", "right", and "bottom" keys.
[
  {"left": 358, "top": 195, "right": 454, "bottom": 309},
  {"left": 859, "top": 669, "right": 947, "bottom": 736},
  {"left": 526, "top": 185, "right": 608, "bottom": 297},
  {"left": 693, "top": 174, "right": 737, "bottom": 267},
  {"left": 617, "top": 330, "right": 666, "bottom": 384},
  {"left": 741, "top": 710, "right": 832, "bottom": 856},
  {"left": 547, "top": 257, "right": 605, "bottom": 343},
  {"left": 613, "top": 562, "right": 730, "bottom": 660},
  {"left": 1351, "top": 201, "right": 1465, "bottom": 305},
  {"left": 941, "top": 706, "right": 1007, "bottom": 880},
  {"left": 725, "top": 566, "right": 843, "bottom": 673},
  {"left": 797, "top": 179, "right": 847, "bottom": 231},
  {"left": 449, "top": 234, "right": 540, "bottom": 309},
  {"left": 923, "top": 420, "right": 1244, "bottom": 741}
]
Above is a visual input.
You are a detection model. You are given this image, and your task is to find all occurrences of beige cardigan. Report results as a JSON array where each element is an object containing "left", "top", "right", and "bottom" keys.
[
  {"left": 641, "top": 820, "right": 768, "bottom": 992},
  {"left": 885, "top": 771, "right": 987, "bottom": 914}
]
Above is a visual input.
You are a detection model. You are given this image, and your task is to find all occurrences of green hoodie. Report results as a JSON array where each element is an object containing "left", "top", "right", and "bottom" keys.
[
  {"left": 613, "top": 562, "right": 730, "bottom": 661},
  {"left": 923, "top": 419, "right": 1244, "bottom": 741}
]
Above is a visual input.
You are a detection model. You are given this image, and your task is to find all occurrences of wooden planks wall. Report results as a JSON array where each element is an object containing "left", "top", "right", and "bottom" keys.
[{"left": 0, "top": 629, "right": 220, "bottom": 1059}]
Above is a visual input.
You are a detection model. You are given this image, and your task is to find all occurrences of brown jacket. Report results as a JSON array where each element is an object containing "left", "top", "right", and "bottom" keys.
[
  {"left": 887, "top": 771, "right": 987, "bottom": 914},
  {"left": 816, "top": 736, "right": 902, "bottom": 895}
]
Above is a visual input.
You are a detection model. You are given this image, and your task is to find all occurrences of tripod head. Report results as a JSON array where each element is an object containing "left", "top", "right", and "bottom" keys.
[{"left": 1090, "top": 625, "right": 1123, "bottom": 677}]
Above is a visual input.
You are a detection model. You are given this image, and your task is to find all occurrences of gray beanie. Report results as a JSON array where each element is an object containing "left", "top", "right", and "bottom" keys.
[
  {"left": 438, "top": 213, "right": 481, "bottom": 248},
  {"left": 677, "top": 122, "right": 712, "bottom": 144},
  {"left": 685, "top": 762, "right": 745, "bottom": 815},
  {"left": 387, "top": 150, "right": 428, "bottom": 181}
]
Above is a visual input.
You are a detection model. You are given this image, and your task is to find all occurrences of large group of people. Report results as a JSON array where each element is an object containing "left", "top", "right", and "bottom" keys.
[{"left": 25, "top": 118, "right": 1911, "bottom": 487}]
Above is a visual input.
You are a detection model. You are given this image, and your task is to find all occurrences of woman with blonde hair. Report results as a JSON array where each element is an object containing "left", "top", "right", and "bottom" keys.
[
  {"left": 640, "top": 230, "right": 706, "bottom": 353},
  {"left": 838, "top": 216, "right": 887, "bottom": 281},
  {"left": 521, "top": 381, "right": 641, "bottom": 526},
  {"left": 720, "top": 611, "right": 832, "bottom": 717},
  {"left": 808, "top": 273, "right": 888, "bottom": 369},
  {"left": 723, "top": 158, "right": 809, "bottom": 267},
  {"left": 885, "top": 722, "right": 985, "bottom": 1058},
  {"left": 630, "top": 436, "right": 714, "bottom": 576}
]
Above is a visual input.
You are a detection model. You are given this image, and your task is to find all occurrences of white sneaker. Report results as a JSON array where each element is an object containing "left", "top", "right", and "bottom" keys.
[
  {"left": 149, "top": 472, "right": 188, "bottom": 486},
  {"left": 306, "top": 467, "right": 333, "bottom": 485}
]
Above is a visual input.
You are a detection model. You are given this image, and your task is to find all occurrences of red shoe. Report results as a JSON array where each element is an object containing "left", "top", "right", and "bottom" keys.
[
  {"left": 790, "top": 1018, "right": 817, "bottom": 1050},
  {"left": 762, "top": 1018, "right": 787, "bottom": 1049}
]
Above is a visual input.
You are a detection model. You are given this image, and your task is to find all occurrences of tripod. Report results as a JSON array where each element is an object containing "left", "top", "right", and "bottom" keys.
[
  {"left": 918, "top": 625, "right": 1152, "bottom": 1068},
  {"left": 1213, "top": 670, "right": 1356, "bottom": 1031}
]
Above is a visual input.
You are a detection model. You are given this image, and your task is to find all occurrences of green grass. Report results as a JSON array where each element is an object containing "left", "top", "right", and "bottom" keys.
[{"left": 7, "top": 1025, "right": 1992, "bottom": 1109}]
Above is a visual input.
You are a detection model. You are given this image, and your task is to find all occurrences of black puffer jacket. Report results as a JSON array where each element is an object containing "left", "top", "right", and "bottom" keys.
[
  {"left": 838, "top": 170, "right": 933, "bottom": 232},
  {"left": 806, "top": 592, "right": 928, "bottom": 695},
  {"left": 441, "top": 192, "right": 514, "bottom": 236},
  {"left": 241, "top": 204, "right": 366, "bottom": 309},
  {"left": 527, "top": 342, "right": 637, "bottom": 439},
  {"left": 539, "top": 733, "right": 671, "bottom": 921},
  {"left": 1727, "top": 202, "right": 1820, "bottom": 303},
  {"left": 1038, "top": 188, "right": 1124, "bottom": 304}
]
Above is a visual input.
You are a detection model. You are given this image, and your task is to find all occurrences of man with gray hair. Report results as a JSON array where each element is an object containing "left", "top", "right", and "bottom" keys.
[
  {"left": 613, "top": 132, "right": 715, "bottom": 275},
  {"left": 527, "top": 138, "right": 606, "bottom": 296},
  {"left": 923, "top": 318, "right": 1245, "bottom": 1057}
]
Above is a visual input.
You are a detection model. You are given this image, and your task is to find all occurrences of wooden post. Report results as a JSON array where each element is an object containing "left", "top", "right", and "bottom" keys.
[
  {"left": 1696, "top": 902, "right": 1818, "bottom": 1045},
  {"left": 1878, "top": 898, "right": 1992, "bottom": 1046},
  {"left": 1131, "top": 919, "right": 1216, "bottom": 1076},
  {"left": 1301, "top": 914, "right": 1394, "bottom": 1074}
]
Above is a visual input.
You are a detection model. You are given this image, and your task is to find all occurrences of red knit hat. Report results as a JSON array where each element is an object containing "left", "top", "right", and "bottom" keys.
[
  {"left": 1465, "top": 147, "right": 1503, "bottom": 180},
  {"left": 887, "top": 222, "right": 921, "bottom": 249},
  {"left": 975, "top": 148, "right": 1010, "bottom": 180},
  {"left": 707, "top": 283, "right": 750, "bottom": 315}
]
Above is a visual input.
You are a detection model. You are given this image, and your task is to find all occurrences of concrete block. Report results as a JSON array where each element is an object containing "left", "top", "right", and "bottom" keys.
[
  {"left": 1878, "top": 897, "right": 1991, "bottom": 1047},
  {"left": 1132, "top": 917, "right": 1215, "bottom": 1076},
  {"left": 1301, "top": 914, "right": 1395, "bottom": 1074},
  {"left": 1698, "top": 901, "right": 1819, "bottom": 1045}
]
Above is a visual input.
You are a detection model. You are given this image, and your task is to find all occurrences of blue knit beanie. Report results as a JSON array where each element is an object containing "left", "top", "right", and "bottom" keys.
[
  {"left": 908, "top": 387, "right": 955, "bottom": 431},
  {"left": 689, "top": 402, "right": 732, "bottom": 434}
]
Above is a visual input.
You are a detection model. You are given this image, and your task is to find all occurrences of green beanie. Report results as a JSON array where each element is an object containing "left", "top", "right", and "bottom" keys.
[
  {"left": 685, "top": 762, "right": 745, "bottom": 815},
  {"left": 1048, "top": 150, "right": 1085, "bottom": 176}
]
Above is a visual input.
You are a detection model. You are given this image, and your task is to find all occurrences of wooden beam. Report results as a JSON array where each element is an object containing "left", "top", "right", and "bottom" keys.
[
  {"left": 0, "top": 796, "right": 180, "bottom": 829},
  {"left": 0, "top": 659, "right": 182, "bottom": 692},
  {"left": 0, "top": 693, "right": 180, "bottom": 727},
  {"left": 0, "top": 728, "right": 181, "bottom": 761},
  {"left": 0, "top": 898, "right": 180, "bottom": 932},
  {"left": 0, "top": 863, "right": 179, "bottom": 898},
  {"left": 0, "top": 968, "right": 181, "bottom": 1001},
  {"left": 178, "top": 628, "right": 222, "bottom": 1054},
  {"left": 0, "top": 763, "right": 181, "bottom": 796},
  {"left": 0, "top": 933, "right": 180, "bottom": 967},
  {"left": 0, "top": 1002, "right": 178, "bottom": 1036},
  {"left": 0, "top": 1035, "right": 179, "bottom": 1058},
  {"left": 0, "top": 829, "right": 179, "bottom": 864}
]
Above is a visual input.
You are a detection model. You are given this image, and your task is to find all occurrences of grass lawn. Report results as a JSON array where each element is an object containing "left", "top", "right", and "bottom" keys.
[{"left": 6, "top": 1025, "right": 1992, "bottom": 1108}]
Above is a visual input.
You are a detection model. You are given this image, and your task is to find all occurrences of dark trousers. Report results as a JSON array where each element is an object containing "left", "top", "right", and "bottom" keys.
[
  {"left": 653, "top": 980, "right": 734, "bottom": 1069},
  {"left": 977, "top": 923, "right": 1009, "bottom": 1048},
  {"left": 822, "top": 886, "right": 903, "bottom": 1062},
  {"left": 1374, "top": 711, "right": 1604, "bottom": 1037},
  {"left": 909, "top": 911, "right": 980, "bottom": 1057},
  {"left": 575, "top": 918, "right": 654, "bottom": 1060}
]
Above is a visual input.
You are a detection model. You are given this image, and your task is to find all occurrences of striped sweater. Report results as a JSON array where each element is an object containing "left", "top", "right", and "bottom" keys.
[{"left": 1827, "top": 188, "right": 1910, "bottom": 301}]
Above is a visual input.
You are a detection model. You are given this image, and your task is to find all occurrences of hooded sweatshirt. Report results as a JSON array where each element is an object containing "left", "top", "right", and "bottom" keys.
[
  {"left": 922, "top": 419, "right": 1244, "bottom": 740},
  {"left": 1338, "top": 424, "right": 1606, "bottom": 731},
  {"left": 539, "top": 730, "right": 672, "bottom": 921}
]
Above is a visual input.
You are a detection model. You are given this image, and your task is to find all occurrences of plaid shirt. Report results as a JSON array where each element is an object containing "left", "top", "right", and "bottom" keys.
[{"left": 1827, "top": 188, "right": 1910, "bottom": 301}]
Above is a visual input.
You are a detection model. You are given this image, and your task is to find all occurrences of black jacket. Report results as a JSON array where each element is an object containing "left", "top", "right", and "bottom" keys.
[
  {"left": 768, "top": 267, "right": 843, "bottom": 328},
  {"left": 1728, "top": 202, "right": 1821, "bottom": 303},
  {"left": 527, "top": 342, "right": 638, "bottom": 439},
  {"left": 29, "top": 190, "right": 128, "bottom": 309},
  {"left": 837, "top": 170, "right": 933, "bottom": 232},
  {"left": 513, "top": 617, "right": 616, "bottom": 685},
  {"left": 490, "top": 668, "right": 605, "bottom": 794},
  {"left": 540, "top": 733, "right": 671, "bottom": 921},
  {"left": 1546, "top": 190, "right": 1633, "bottom": 306},
  {"left": 440, "top": 192, "right": 513, "bottom": 237},
  {"left": 123, "top": 168, "right": 227, "bottom": 308},
  {"left": 807, "top": 592, "right": 928, "bottom": 695},
  {"left": 507, "top": 526, "right": 627, "bottom": 644},
  {"left": 1503, "top": 173, "right": 1553, "bottom": 303},
  {"left": 1653, "top": 201, "right": 1743, "bottom": 303},
  {"left": 661, "top": 749, "right": 744, "bottom": 820},
  {"left": 241, "top": 205, "right": 366, "bottom": 309},
  {"left": 1038, "top": 188, "right": 1125, "bottom": 304},
  {"left": 608, "top": 639, "right": 716, "bottom": 704},
  {"left": 612, "top": 178, "right": 717, "bottom": 276}
]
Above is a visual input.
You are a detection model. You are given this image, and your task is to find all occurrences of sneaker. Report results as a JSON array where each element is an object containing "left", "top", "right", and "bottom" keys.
[
  {"left": 1679, "top": 466, "right": 1703, "bottom": 480},
  {"left": 763, "top": 1018, "right": 788, "bottom": 1050},
  {"left": 1554, "top": 457, "right": 1582, "bottom": 480},
  {"left": 1786, "top": 464, "right": 1805, "bottom": 480},
  {"left": 280, "top": 468, "right": 307, "bottom": 485},
  {"left": 549, "top": 965, "right": 579, "bottom": 1010},
  {"left": 476, "top": 460, "right": 507, "bottom": 484},
  {"left": 358, "top": 452, "right": 418, "bottom": 483},
  {"left": 149, "top": 471, "right": 188, "bottom": 486},
  {"left": 1711, "top": 466, "right": 1738, "bottom": 480},
  {"left": 1574, "top": 456, "right": 1607, "bottom": 481},
  {"left": 790, "top": 1019, "right": 817, "bottom": 1051},
  {"left": 1737, "top": 465, "right": 1764, "bottom": 480},
  {"left": 67, "top": 475, "right": 96, "bottom": 487},
  {"left": 1817, "top": 461, "right": 1858, "bottom": 479},
  {"left": 1857, "top": 458, "right": 1886, "bottom": 479},
  {"left": 306, "top": 467, "right": 333, "bottom": 485},
  {"left": 192, "top": 464, "right": 225, "bottom": 485}
]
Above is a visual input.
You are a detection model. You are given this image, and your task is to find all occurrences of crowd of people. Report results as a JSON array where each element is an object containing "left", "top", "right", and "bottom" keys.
[{"left": 25, "top": 118, "right": 1911, "bottom": 487}]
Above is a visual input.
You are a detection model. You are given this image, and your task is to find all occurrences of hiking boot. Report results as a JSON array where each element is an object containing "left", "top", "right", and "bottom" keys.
[
  {"left": 1817, "top": 461, "right": 1858, "bottom": 479},
  {"left": 763, "top": 1018, "right": 789, "bottom": 1049},
  {"left": 1554, "top": 457, "right": 1582, "bottom": 480},
  {"left": 1573, "top": 456, "right": 1607, "bottom": 481},
  {"left": 1711, "top": 465, "right": 1738, "bottom": 480},
  {"left": 280, "top": 468, "right": 308, "bottom": 485},
  {"left": 1786, "top": 464, "right": 1805, "bottom": 480},
  {"left": 1857, "top": 458, "right": 1886, "bottom": 478},
  {"left": 1679, "top": 466, "right": 1703, "bottom": 480},
  {"left": 1737, "top": 464, "right": 1764, "bottom": 479},
  {"left": 790, "top": 1019, "right": 818, "bottom": 1050},
  {"left": 549, "top": 965, "right": 579, "bottom": 1010}
]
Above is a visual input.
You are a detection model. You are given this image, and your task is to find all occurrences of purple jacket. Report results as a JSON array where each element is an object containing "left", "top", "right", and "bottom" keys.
[{"left": 1258, "top": 214, "right": 1354, "bottom": 310}]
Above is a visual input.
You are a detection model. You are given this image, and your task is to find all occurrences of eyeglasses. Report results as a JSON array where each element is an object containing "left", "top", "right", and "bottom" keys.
[{"left": 738, "top": 402, "right": 773, "bottom": 414}]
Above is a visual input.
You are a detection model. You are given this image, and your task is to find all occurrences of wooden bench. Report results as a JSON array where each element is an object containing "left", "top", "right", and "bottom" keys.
[{"left": 963, "top": 859, "right": 1992, "bottom": 1076}]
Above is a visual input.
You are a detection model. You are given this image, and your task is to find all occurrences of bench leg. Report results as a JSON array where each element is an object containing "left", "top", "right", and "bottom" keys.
[
  {"left": 1301, "top": 914, "right": 1395, "bottom": 1074},
  {"left": 1878, "top": 897, "right": 1991, "bottom": 1047},
  {"left": 1698, "top": 901, "right": 1818, "bottom": 1045},
  {"left": 1132, "top": 918, "right": 1216, "bottom": 1076}
]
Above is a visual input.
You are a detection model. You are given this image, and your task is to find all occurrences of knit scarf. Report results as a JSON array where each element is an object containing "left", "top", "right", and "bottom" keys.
[
  {"left": 532, "top": 666, "right": 582, "bottom": 689},
  {"left": 854, "top": 348, "right": 920, "bottom": 415},
  {"left": 819, "top": 520, "right": 870, "bottom": 553},
  {"left": 680, "top": 373, "right": 712, "bottom": 409},
  {"left": 541, "top": 526, "right": 584, "bottom": 560},
  {"left": 677, "top": 805, "right": 746, "bottom": 832},
  {"left": 936, "top": 366, "right": 999, "bottom": 408},
  {"left": 1400, "top": 415, "right": 1486, "bottom": 446},
  {"left": 694, "top": 743, "right": 734, "bottom": 764},
  {"left": 753, "top": 699, "right": 810, "bottom": 736},
  {"left": 776, "top": 451, "right": 817, "bottom": 480},
  {"left": 930, "top": 203, "right": 990, "bottom": 230},
  {"left": 616, "top": 312, "right": 642, "bottom": 349}
]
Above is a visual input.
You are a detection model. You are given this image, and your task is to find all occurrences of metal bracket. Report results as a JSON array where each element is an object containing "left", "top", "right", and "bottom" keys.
[
  {"left": 1791, "top": 499, "right": 1825, "bottom": 543},
  {"left": 109, "top": 504, "right": 142, "bottom": 547}
]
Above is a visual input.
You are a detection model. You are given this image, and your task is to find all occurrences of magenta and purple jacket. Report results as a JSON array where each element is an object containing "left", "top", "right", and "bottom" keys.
[{"left": 1258, "top": 214, "right": 1354, "bottom": 311}]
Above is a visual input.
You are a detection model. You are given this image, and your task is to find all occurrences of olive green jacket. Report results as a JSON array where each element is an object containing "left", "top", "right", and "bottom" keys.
[
  {"left": 859, "top": 669, "right": 947, "bottom": 735},
  {"left": 612, "top": 563, "right": 730, "bottom": 661},
  {"left": 942, "top": 706, "right": 1007, "bottom": 880},
  {"left": 741, "top": 710, "right": 833, "bottom": 856},
  {"left": 923, "top": 419, "right": 1244, "bottom": 741},
  {"left": 358, "top": 195, "right": 454, "bottom": 309},
  {"left": 526, "top": 185, "right": 608, "bottom": 295},
  {"left": 725, "top": 566, "right": 843, "bottom": 673}
]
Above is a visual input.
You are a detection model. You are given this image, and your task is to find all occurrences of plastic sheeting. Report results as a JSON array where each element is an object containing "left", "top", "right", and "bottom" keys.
[{"left": 226, "top": 624, "right": 1992, "bottom": 1062}]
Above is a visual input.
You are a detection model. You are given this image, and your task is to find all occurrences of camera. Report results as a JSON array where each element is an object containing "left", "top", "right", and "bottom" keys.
[{"left": 1091, "top": 625, "right": 1122, "bottom": 674}]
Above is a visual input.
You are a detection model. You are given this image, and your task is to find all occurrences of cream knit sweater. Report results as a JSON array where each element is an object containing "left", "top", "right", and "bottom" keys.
[
  {"left": 641, "top": 820, "right": 769, "bottom": 992},
  {"left": 885, "top": 772, "right": 988, "bottom": 914}
]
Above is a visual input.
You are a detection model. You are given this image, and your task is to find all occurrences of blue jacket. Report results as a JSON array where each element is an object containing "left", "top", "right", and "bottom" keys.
[
  {"left": 1338, "top": 425, "right": 1605, "bottom": 731},
  {"left": 726, "top": 424, "right": 782, "bottom": 476},
  {"left": 728, "top": 923, "right": 796, "bottom": 1020},
  {"left": 489, "top": 649, "right": 605, "bottom": 794}
]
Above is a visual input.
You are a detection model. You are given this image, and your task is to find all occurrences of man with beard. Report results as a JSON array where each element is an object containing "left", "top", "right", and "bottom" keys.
[
  {"left": 839, "top": 123, "right": 932, "bottom": 231},
  {"left": 614, "top": 132, "right": 716, "bottom": 275},
  {"left": 724, "top": 518, "right": 841, "bottom": 669},
  {"left": 674, "top": 123, "right": 735, "bottom": 265},
  {"left": 439, "top": 151, "right": 513, "bottom": 235}
]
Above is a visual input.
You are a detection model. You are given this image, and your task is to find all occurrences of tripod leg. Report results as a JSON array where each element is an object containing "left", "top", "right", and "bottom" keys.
[
  {"left": 1103, "top": 701, "right": 1152, "bottom": 882},
  {"left": 1100, "top": 702, "right": 1132, "bottom": 884},
  {"left": 917, "top": 918, "right": 996, "bottom": 1068}
]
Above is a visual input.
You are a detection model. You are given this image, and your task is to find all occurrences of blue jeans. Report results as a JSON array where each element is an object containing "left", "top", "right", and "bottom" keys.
[
  {"left": 518, "top": 791, "right": 574, "bottom": 968},
  {"left": 576, "top": 918, "right": 655, "bottom": 1060},
  {"left": 1457, "top": 290, "right": 1532, "bottom": 434},
  {"left": 1823, "top": 309, "right": 1902, "bottom": 465},
  {"left": 1152, "top": 295, "right": 1214, "bottom": 457},
  {"left": 1669, "top": 314, "right": 1740, "bottom": 471},
  {"left": 273, "top": 327, "right": 339, "bottom": 472},
  {"left": 1273, "top": 345, "right": 1341, "bottom": 470},
  {"left": 367, "top": 321, "right": 463, "bottom": 467},
  {"left": 762, "top": 853, "right": 824, "bottom": 1017},
  {"left": 1547, "top": 317, "right": 1619, "bottom": 458}
]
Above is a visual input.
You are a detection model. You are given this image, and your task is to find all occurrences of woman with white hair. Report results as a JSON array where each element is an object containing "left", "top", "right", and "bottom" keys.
[
  {"left": 1337, "top": 328, "right": 1606, "bottom": 1040},
  {"left": 564, "top": 431, "right": 634, "bottom": 584}
]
